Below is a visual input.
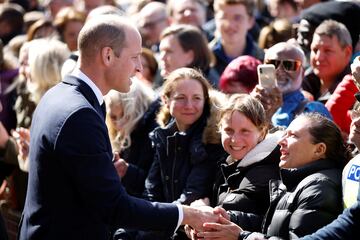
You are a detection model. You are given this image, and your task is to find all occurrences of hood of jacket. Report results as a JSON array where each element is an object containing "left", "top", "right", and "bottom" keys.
[{"left": 225, "top": 130, "right": 284, "bottom": 168}]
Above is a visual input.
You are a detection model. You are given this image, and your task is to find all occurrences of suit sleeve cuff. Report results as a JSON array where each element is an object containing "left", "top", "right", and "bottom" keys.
[{"left": 175, "top": 204, "right": 183, "bottom": 232}]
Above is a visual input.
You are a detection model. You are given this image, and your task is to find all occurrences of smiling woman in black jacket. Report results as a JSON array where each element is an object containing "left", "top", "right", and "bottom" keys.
[{"left": 197, "top": 112, "right": 350, "bottom": 240}]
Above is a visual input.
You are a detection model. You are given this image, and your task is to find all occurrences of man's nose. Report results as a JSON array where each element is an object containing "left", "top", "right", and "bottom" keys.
[{"left": 136, "top": 56, "right": 143, "bottom": 73}]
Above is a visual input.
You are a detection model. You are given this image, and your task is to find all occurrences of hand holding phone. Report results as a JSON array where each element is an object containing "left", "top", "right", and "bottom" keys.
[{"left": 257, "top": 64, "right": 277, "bottom": 88}]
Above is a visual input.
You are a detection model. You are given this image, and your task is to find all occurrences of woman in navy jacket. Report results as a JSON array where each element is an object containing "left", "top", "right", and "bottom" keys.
[{"left": 144, "top": 67, "right": 225, "bottom": 205}]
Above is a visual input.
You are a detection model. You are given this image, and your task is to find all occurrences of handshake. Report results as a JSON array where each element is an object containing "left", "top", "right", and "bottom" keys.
[{"left": 182, "top": 205, "right": 243, "bottom": 240}]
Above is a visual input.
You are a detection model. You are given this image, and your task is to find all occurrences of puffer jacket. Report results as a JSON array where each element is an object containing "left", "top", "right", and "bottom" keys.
[
  {"left": 144, "top": 116, "right": 225, "bottom": 205},
  {"left": 261, "top": 158, "right": 343, "bottom": 239},
  {"left": 216, "top": 131, "right": 282, "bottom": 232}
]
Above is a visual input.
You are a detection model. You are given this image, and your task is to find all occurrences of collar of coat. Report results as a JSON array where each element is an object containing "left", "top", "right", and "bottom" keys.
[{"left": 280, "top": 158, "right": 340, "bottom": 190}]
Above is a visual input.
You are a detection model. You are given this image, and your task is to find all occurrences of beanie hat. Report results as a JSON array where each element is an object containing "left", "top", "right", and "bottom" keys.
[{"left": 219, "top": 55, "right": 261, "bottom": 93}]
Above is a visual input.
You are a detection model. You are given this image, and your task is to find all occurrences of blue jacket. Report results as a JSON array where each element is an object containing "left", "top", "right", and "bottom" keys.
[
  {"left": 211, "top": 34, "right": 264, "bottom": 76},
  {"left": 272, "top": 90, "right": 332, "bottom": 127}
]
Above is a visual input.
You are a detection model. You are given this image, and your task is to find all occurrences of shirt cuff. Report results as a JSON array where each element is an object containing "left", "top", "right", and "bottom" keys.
[{"left": 175, "top": 204, "right": 183, "bottom": 232}]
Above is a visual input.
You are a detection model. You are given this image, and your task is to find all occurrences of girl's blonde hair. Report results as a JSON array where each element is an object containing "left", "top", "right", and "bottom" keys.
[
  {"left": 27, "top": 39, "right": 70, "bottom": 104},
  {"left": 105, "top": 78, "right": 156, "bottom": 151}
]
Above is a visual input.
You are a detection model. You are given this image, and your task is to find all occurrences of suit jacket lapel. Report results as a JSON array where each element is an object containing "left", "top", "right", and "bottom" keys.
[{"left": 62, "top": 75, "right": 105, "bottom": 120}]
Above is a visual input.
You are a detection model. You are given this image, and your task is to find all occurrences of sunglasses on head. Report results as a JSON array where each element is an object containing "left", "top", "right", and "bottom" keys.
[{"left": 265, "top": 59, "right": 302, "bottom": 72}]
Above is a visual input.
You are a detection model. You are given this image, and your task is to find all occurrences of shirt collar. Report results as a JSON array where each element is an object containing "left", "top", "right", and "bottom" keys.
[{"left": 71, "top": 68, "right": 104, "bottom": 105}]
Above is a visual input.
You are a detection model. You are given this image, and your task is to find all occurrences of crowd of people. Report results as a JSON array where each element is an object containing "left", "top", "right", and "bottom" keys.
[{"left": 0, "top": 0, "right": 360, "bottom": 239}]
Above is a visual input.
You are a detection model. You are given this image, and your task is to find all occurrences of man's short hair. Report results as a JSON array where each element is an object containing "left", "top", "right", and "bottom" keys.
[
  {"left": 265, "top": 41, "right": 306, "bottom": 65},
  {"left": 213, "top": 0, "right": 256, "bottom": 17},
  {"left": 314, "top": 19, "right": 352, "bottom": 48},
  {"left": 78, "top": 14, "right": 128, "bottom": 61},
  {"left": 166, "top": 0, "right": 208, "bottom": 17}
]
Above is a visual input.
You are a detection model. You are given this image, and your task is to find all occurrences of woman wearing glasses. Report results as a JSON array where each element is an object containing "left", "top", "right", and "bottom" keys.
[{"left": 251, "top": 42, "right": 331, "bottom": 127}]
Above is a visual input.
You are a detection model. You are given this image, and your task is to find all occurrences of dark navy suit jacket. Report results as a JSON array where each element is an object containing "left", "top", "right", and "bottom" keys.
[{"left": 18, "top": 76, "right": 178, "bottom": 240}]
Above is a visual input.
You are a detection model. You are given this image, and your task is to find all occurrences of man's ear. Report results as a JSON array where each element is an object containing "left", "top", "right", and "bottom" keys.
[
  {"left": 101, "top": 47, "right": 112, "bottom": 66},
  {"left": 344, "top": 45, "right": 353, "bottom": 61}
]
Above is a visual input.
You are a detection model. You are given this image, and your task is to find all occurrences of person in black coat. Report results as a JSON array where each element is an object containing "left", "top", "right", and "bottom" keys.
[
  {"left": 105, "top": 79, "right": 160, "bottom": 198},
  {"left": 212, "top": 94, "right": 281, "bottom": 232},
  {"left": 196, "top": 112, "right": 349, "bottom": 240},
  {"left": 140, "top": 68, "right": 226, "bottom": 239},
  {"left": 185, "top": 94, "right": 281, "bottom": 239},
  {"left": 145, "top": 68, "right": 225, "bottom": 206}
]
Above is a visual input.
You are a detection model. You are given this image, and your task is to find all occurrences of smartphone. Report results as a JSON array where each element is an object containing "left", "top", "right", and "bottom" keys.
[{"left": 257, "top": 64, "right": 277, "bottom": 88}]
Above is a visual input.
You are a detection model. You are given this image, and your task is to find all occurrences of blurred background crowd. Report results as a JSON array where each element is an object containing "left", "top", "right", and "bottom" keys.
[{"left": 0, "top": 0, "right": 360, "bottom": 239}]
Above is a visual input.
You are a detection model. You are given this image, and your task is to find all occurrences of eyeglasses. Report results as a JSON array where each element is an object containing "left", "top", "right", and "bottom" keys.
[{"left": 264, "top": 59, "right": 302, "bottom": 72}]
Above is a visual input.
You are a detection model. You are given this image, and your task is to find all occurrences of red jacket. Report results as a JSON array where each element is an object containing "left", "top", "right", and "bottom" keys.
[{"left": 325, "top": 74, "right": 358, "bottom": 134}]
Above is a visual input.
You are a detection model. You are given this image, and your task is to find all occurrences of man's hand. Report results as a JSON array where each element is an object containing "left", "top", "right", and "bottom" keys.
[
  {"left": 196, "top": 215, "right": 242, "bottom": 240},
  {"left": 351, "top": 56, "right": 360, "bottom": 88},
  {"left": 182, "top": 205, "right": 220, "bottom": 231},
  {"left": 213, "top": 206, "right": 229, "bottom": 220},
  {"left": 251, "top": 85, "right": 282, "bottom": 122}
]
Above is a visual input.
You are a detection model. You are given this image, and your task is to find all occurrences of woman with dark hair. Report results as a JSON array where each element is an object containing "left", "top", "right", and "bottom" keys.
[
  {"left": 136, "top": 47, "right": 159, "bottom": 88},
  {"left": 197, "top": 112, "right": 349, "bottom": 240},
  {"left": 159, "top": 24, "right": 219, "bottom": 87}
]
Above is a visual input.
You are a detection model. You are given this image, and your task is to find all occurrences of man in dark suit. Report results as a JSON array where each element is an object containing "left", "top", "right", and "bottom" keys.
[{"left": 18, "top": 14, "right": 219, "bottom": 240}]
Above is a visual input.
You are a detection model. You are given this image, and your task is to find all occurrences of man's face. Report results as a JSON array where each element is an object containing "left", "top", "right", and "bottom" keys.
[
  {"left": 159, "top": 35, "right": 194, "bottom": 77},
  {"left": 215, "top": 4, "right": 254, "bottom": 47},
  {"left": 310, "top": 34, "right": 351, "bottom": 81},
  {"left": 107, "top": 28, "right": 143, "bottom": 93},
  {"left": 138, "top": 11, "right": 168, "bottom": 48},
  {"left": 265, "top": 48, "right": 303, "bottom": 94},
  {"left": 171, "top": 0, "right": 206, "bottom": 28},
  {"left": 63, "top": 20, "right": 83, "bottom": 51}
]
